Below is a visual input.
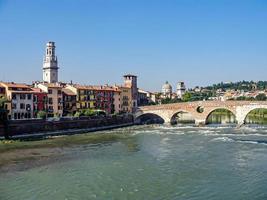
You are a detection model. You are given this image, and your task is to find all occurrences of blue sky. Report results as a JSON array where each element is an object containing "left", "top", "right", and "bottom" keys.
[{"left": 0, "top": 0, "right": 266, "bottom": 91}]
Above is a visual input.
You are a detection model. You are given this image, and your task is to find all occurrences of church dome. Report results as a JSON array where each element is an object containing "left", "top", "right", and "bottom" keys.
[{"left": 162, "top": 81, "right": 172, "bottom": 95}]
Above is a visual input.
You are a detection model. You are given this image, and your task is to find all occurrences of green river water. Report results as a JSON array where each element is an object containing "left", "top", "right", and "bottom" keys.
[{"left": 0, "top": 124, "right": 267, "bottom": 200}]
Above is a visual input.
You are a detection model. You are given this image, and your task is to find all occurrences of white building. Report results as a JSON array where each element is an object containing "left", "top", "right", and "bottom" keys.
[
  {"left": 177, "top": 82, "right": 186, "bottom": 99},
  {"left": 0, "top": 82, "right": 34, "bottom": 120},
  {"left": 162, "top": 81, "right": 172, "bottom": 98},
  {"left": 43, "top": 41, "right": 59, "bottom": 83}
]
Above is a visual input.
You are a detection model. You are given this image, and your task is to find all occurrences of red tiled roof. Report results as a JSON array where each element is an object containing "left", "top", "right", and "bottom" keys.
[{"left": 0, "top": 82, "right": 30, "bottom": 89}]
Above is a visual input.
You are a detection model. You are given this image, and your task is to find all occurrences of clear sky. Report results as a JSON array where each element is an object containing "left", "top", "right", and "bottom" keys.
[{"left": 0, "top": 0, "right": 266, "bottom": 91}]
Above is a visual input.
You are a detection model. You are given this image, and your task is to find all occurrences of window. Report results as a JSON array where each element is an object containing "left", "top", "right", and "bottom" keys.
[
  {"left": 26, "top": 104, "right": 31, "bottom": 111},
  {"left": 12, "top": 103, "right": 17, "bottom": 109},
  {"left": 48, "top": 89, "right": 52, "bottom": 94},
  {"left": 33, "top": 95, "right": 37, "bottom": 102},
  {"left": 58, "top": 90, "right": 62, "bottom": 95},
  {"left": 12, "top": 94, "right": 16, "bottom": 100},
  {"left": 27, "top": 94, "right": 32, "bottom": 100},
  {"left": 20, "top": 94, "right": 26, "bottom": 99},
  {"left": 20, "top": 103, "right": 25, "bottom": 109},
  {"left": 48, "top": 98, "right": 53, "bottom": 104},
  {"left": 58, "top": 98, "right": 62, "bottom": 104}
]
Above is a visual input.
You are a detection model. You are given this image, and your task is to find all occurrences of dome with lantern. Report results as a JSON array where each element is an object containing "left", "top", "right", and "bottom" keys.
[{"left": 162, "top": 81, "right": 172, "bottom": 95}]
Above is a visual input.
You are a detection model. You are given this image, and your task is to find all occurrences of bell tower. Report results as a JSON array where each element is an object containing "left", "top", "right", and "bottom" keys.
[{"left": 43, "top": 41, "right": 59, "bottom": 83}]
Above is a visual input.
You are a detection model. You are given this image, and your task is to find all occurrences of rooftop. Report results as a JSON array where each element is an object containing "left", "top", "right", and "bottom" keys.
[{"left": 0, "top": 82, "right": 30, "bottom": 89}]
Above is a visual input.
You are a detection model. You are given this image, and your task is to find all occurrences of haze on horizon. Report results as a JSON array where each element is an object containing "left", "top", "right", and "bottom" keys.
[{"left": 0, "top": 0, "right": 266, "bottom": 92}]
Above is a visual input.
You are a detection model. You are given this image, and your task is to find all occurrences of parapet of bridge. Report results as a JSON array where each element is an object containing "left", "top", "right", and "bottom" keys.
[{"left": 134, "top": 101, "right": 267, "bottom": 126}]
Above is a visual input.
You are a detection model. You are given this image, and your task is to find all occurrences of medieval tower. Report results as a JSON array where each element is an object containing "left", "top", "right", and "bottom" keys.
[{"left": 43, "top": 41, "right": 59, "bottom": 83}]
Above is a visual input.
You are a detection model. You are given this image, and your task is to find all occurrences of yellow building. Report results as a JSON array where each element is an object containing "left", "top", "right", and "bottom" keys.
[
  {"left": 119, "top": 86, "right": 132, "bottom": 113},
  {"left": 66, "top": 84, "right": 96, "bottom": 110}
]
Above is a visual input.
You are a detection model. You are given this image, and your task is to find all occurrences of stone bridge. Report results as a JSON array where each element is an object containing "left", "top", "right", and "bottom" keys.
[{"left": 134, "top": 101, "right": 267, "bottom": 126}]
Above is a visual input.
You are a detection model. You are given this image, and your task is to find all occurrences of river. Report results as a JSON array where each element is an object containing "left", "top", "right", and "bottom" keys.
[{"left": 1, "top": 125, "right": 267, "bottom": 200}]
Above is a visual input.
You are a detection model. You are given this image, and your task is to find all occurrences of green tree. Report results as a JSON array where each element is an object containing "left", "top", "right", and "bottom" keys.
[
  {"left": 84, "top": 109, "right": 96, "bottom": 116},
  {"left": 74, "top": 111, "right": 81, "bottom": 117},
  {"left": 37, "top": 111, "right": 47, "bottom": 119},
  {"left": 182, "top": 92, "right": 192, "bottom": 102},
  {"left": 255, "top": 94, "right": 267, "bottom": 101}
]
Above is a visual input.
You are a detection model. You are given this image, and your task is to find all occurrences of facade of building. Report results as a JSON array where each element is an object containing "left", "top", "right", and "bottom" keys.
[
  {"left": 119, "top": 86, "right": 132, "bottom": 113},
  {"left": 66, "top": 84, "right": 96, "bottom": 111},
  {"left": 62, "top": 88, "right": 77, "bottom": 116},
  {"left": 67, "top": 84, "right": 117, "bottom": 114},
  {"left": 138, "top": 89, "right": 149, "bottom": 106},
  {"left": 36, "top": 83, "right": 63, "bottom": 117},
  {"left": 177, "top": 81, "right": 186, "bottom": 99},
  {"left": 31, "top": 88, "right": 48, "bottom": 118},
  {"left": 113, "top": 87, "right": 121, "bottom": 114},
  {"left": 0, "top": 82, "right": 34, "bottom": 120},
  {"left": 94, "top": 86, "right": 115, "bottom": 114},
  {"left": 43, "top": 41, "right": 59, "bottom": 83},
  {"left": 123, "top": 74, "right": 138, "bottom": 111},
  {"left": 138, "top": 89, "right": 157, "bottom": 106}
]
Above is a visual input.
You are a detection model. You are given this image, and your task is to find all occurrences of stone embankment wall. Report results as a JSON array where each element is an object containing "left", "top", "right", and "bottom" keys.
[{"left": 0, "top": 115, "right": 133, "bottom": 138}]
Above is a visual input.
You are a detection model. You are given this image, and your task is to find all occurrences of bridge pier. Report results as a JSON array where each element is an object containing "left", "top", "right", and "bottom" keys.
[{"left": 195, "top": 119, "right": 206, "bottom": 127}]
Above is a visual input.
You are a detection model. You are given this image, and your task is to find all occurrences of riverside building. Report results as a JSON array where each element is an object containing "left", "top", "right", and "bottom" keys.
[
  {"left": 0, "top": 82, "right": 34, "bottom": 120},
  {"left": 35, "top": 82, "right": 63, "bottom": 117}
]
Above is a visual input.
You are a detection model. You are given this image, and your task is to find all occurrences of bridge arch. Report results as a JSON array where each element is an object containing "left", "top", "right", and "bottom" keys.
[
  {"left": 170, "top": 110, "right": 196, "bottom": 125},
  {"left": 135, "top": 113, "right": 165, "bottom": 124},
  {"left": 205, "top": 108, "right": 237, "bottom": 124},
  {"left": 134, "top": 110, "right": 172, "bottom": 124},
  {"left": 242, "top": 107, "right": 267, "bottom": 125}
]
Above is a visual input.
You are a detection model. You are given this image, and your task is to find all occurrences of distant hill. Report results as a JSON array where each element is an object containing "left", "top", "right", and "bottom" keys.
[{"left": 202, "top": 81, "right": 267, "bottom": 91}]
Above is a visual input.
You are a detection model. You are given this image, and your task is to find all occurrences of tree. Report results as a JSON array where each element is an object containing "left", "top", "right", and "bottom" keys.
[
  {"left": 74, "top": 111, "right": 81, "bottom": 117},
  {"left": 182, "top": 92, "right": 192, "bottom": 102},
  {"left": 84, "top": 109, "right": 96, "bottom": 116},
  {"left": 255, "top": 94, "right": 267, "bottom": 101},
  {"left": 37, "top": 111, "right": 47, "bottom": 119}
]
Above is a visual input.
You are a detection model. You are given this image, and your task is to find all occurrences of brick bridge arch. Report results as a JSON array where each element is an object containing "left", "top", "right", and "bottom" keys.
[{"left": 134, "top": 101, "right": 267, "bottom": 126}]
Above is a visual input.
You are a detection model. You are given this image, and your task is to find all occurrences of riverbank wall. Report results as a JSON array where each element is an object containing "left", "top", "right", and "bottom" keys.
[{"left": 0, "top": 115, "right": 134, "bottom": 139}]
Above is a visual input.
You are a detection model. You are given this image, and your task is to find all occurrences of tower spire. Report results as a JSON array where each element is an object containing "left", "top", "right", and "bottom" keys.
[{"left": 42, "top": 41, "right": 59, "bottom": 83}]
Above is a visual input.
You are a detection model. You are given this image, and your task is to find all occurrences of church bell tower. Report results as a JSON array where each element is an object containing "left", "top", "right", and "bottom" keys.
[{"left": 43, "top": 41, "right": 59, "bottom": 83}]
